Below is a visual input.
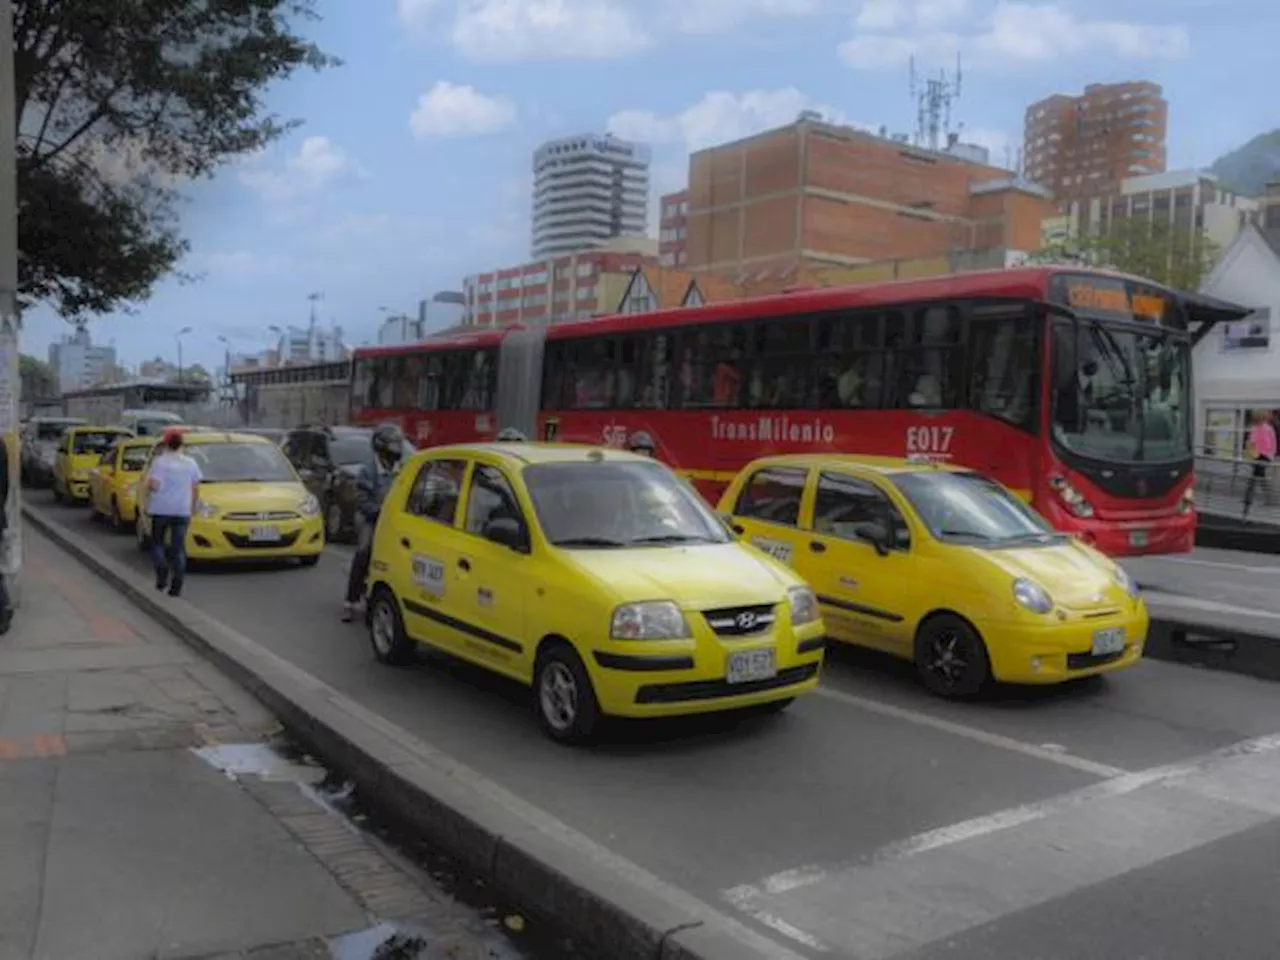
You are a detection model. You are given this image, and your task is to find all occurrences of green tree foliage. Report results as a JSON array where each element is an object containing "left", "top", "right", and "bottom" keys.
[
  {"left": 1026, "top": 217, "right": 1220, "bottom": 291},
  {"left": 12, "top": 0, "right": 338, "bottom": 318},
  {"left": 18, "top": 354, "right": 56, "bottom": 399},
  {"left": 181, "top": 363, "right": 211, "bottom": 383}
]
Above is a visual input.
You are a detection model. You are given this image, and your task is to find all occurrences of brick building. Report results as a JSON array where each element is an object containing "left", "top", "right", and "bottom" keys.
[
  {"left": 683, "top": 117, "right": 1054, "bottom": 280},
  {"left": 461, "top": 239, "right": 658, "bottom": 327},
  {"left": 1023, "top": 81, "right": 1167, "bottom": 202},
  {"left": 658, "top": 189, "right": 689, "bottom": 267}
]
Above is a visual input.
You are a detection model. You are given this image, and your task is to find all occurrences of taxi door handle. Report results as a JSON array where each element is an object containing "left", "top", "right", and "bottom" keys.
[
  {"left": 458, "top": 558, "right": 471, "bottom": 572},
  {"left": 809, "top": 541, "right": 826, "bottom": 553},
  {"left": 399, "top": 537, "right": 411, "bottom": 549}
]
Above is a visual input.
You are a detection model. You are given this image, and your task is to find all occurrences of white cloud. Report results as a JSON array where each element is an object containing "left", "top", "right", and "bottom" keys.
[
  {"left": 840, "top": 1, "right": 1190, "bottom": 70},
  {"left": 409, "top": 81, "right": 517, "bottom": 139},
  {"left": 450, "top": 0, "right": 649, "bottom": 61},
  {"left": 237, "top": 136, "right": 363, "bottom": 203},
  {"left": 609, "top": 88, "right": 853, "bottom": 154},
  {"left": 673, "top": 0, "right": 821, "bottom": 34},
  {"left": 396, "top": 0, "right": 441, "bottom": 26}
]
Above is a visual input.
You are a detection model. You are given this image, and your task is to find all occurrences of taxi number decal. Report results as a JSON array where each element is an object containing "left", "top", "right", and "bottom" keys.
[
  {"left": 411, "top": 553, "right": 445, "bottom": 597},
  {"left": 751, "top": 537, "right": 794, "bottom": 564}
]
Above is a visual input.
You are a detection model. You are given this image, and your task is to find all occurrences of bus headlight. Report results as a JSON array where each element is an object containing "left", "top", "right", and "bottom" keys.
[
  {"left": 1177, "top": 487, "right": 1194, "bottom": 515},
  {"left": 1013, "top": 578, "right": 1054, "bottom": 614},
  {"left": 1049, "top": 475, "right": 1094, "bottom": 518}
]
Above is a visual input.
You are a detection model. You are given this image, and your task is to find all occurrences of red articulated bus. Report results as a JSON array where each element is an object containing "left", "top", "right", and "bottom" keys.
[{"left": 349, "top": 266, "right": 1247, "bottom": 557}]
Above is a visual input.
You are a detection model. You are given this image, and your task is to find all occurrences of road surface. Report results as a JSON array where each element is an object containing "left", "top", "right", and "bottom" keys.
[{"left": 29, "top": 497, "right": 1280, "bottom": 960}]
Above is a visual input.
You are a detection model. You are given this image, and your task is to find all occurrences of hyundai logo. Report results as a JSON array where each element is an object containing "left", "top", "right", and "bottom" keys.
[{"left": 735, "top": 612, "right": 758, "bottom": 630}]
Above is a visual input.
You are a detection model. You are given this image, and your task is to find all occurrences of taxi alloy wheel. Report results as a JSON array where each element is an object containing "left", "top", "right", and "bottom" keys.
[
  {"left": 914, "top": 614, "right": 992, "bottom": 700},
  {"left": 368, "top": 588, "right": 415, "bottom": 666},
  {"left": 534, "top": 644, "right": 600, "bottom": 746}
]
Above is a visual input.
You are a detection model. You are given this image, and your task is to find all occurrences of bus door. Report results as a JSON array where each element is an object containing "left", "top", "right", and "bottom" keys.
[{"left": 496, "top": 328, "right": 545, "bottom": 438}]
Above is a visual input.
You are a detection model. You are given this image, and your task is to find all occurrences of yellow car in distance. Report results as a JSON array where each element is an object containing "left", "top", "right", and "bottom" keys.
[
  {"left": 88, "top": 435, "right": 157, "bottom": 531},
  {"left": 365, "top": 442, "right": 826, "bottom": 744},
  {"left": 53, "top": 426, "right": 132, "bottom": 504},
  {"left": 717, "top": 455, "right": 1148, "bottom": 698},
  {"left": 135, "top": 431, "right": 323, "bottom": 566}
]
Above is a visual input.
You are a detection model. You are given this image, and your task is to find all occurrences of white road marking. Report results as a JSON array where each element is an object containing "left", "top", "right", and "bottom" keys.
[
  {"left": 1146, "top": 591, "right": 1280, "bottom": 623},
  {"left": 754, "top": 913, "right": 830, "bottom": 952},
  {"left": 814, "top": 685, "right": 1127, "bottom": 778},
  {"left": 722, "top": 730, "right": 1280, "bottom": 960},
  {"left": 1135, "top": 555, "right": 1280, "bottom": 575}
]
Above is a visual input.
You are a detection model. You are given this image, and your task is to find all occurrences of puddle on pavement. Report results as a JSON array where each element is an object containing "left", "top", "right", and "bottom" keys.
[{"left": 193, "top": 737, "right": 594, "bottom": 960}]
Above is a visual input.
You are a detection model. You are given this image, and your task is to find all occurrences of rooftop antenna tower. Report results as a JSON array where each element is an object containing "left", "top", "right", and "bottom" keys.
[{"left": 910, "top": 52, "right": 962, "bottom": 152}]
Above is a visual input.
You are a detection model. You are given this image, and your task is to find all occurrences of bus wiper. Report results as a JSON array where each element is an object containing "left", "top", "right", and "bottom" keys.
[
  {"left": 629, "top": 533, "right": 717, "bottom": 545},
  {"left": 550, "top": 536, "right": 627, "bottom": 548}
]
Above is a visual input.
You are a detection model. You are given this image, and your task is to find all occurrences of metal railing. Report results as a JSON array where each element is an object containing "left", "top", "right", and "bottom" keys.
[{"left": 1195, "top": 454, "right": 1280, "bottom": 527}]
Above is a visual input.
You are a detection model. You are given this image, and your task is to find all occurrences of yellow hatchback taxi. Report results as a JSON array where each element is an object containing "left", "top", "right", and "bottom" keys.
[
  {"left": 135, "top": 431, "right": 323, "bottom": 566},
  {"left": 718, "top": 455, "right": 1148, "bottom": 699},
  {"left": 88, "top": 435, "right": 157, "bottom": 531},
  {"left": 365, "top": 442, "right": 826, "bottom": 744},
  {"left": 53, "top": 426, "right": 132, "bottom": 504}
]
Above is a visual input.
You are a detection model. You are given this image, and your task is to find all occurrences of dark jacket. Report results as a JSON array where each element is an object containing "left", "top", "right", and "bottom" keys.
[{"left": 354, "top": 458, "right": 394, "bottom": 527}]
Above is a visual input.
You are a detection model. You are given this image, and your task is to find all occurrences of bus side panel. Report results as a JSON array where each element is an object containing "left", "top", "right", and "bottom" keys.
[
  {"left": 356, "top": 408, "right": 488, "bottom": 449},
  {"left": 535, "top": 408, "right": 1040, "bottom": 505},
  {"left": 496, "top": 329, "right": 545, "bottom": 438}
]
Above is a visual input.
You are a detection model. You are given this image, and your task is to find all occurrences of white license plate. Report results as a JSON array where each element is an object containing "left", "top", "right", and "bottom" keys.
[
  {"left": 727, "top": 649, "right": 777, "bottom": 684},
  {"left": 249, "top": 525, "right": 281, "bottom": 542},
  {"left": 1091, "top": 627, "right": 1127, "bottom": 656},
  {"left": 1129, "top": 530, "right": 1149, "bottom": 548}
]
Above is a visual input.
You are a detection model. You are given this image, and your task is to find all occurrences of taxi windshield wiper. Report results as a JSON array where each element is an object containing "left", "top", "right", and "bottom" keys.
[
  {"left": 936, "top": 529, "right": 995, "bottom": 540},
  {"left": 629, "top": 533, "right": 718, "bottom": 545},
  {"left": 550, "top": 536, "right": 627, "bottom": 548}
]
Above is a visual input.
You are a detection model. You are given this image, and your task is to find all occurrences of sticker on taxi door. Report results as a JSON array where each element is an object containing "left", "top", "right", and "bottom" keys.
[
  {"left": 751, "top": 537, "right": 794, "bottom": 564},
  {"left": 412, "top": 554, "right": 446, "bottom": 598}
]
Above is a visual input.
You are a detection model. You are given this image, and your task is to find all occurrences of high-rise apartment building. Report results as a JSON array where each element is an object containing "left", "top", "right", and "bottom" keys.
[
  {"left": 531, "top": 134, "right": 650, "bottom": 260},
  {"left": 1024, "top": 81, "right": 1167, "bottom": 201},
  {"left": 49, "top": 324, "right": 116, "bottom": 392},
  {"left": 658, "top": 189, "right": 689, "bottom": 267}
]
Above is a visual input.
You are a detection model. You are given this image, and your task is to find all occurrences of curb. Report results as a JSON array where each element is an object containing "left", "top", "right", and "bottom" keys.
[
  {"left": 24, "top": 507, "right": 802, "bottom": 960},
  {"left": 1145, "top": 616, "right": 1280, "bottom": 684}
]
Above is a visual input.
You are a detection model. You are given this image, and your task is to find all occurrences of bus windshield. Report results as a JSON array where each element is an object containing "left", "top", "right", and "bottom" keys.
[{"left": 1051, "top": 320, "right": 1191, "bottom": 464}]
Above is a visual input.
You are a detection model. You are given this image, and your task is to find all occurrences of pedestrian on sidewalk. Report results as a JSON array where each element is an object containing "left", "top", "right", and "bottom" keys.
[
  {"left": 1242, "top": 409, "right": 1276, "bottom": 518},
  {"left": 342, "top": 423, "right": 405, "bottom": 622},
  {"left": 147, "top": 427, "right": 203, "bottom": 598}
]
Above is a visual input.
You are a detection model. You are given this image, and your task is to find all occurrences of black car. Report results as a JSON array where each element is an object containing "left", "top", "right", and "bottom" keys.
[{"left": 282, "top": 425, "right": 414, "bottom": 543}]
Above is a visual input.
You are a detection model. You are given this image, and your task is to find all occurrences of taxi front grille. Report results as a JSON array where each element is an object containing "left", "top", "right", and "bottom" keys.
[
  {"left": 222, "top": 510, "right": 299, "bottom": 521},
  {"left": 701, "top": 604, "right": 777, "bottom": 637},
  {"left": 224, "top": 530, "right": 301, "bottom": 549},
  {"left": 636, "top": 663, "right": 819, "bottom": 704}
]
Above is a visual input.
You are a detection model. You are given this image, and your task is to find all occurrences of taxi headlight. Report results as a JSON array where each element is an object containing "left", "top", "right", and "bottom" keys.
[
  {"left": 194, "top": 498, "right": 219, "bottom": 519},
  {"left": 1112, "top": 565, "right": 1140, "bottom": 598},
  {"left": 1013, "top": 577, "right": 1053, "bottom": 614},
  {"left": 788, "top": 585, "right": 820, "bottom": 626},
  {"left": 299, "top": 494, "right": 320, "bottom": 516},
  {"left": 610, "top": 601, "right": 691, "bottom": 640}
]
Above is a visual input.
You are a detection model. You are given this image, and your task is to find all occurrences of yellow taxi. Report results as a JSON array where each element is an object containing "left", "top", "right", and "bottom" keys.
[
  {"left": 53, "top": 426, "right": 132, "bottom": 504},
  {"left": 88, "top": 435, "right": 157, "bottom": 531},
  {"left": 718, "top": 455, "right": 1148, "bottom": 698},
  {"left": 134, "top": 431, "right": 323, "bottom": 566},
  {"left": 365, "top": 442, "right": 826, "bottom": 744}
]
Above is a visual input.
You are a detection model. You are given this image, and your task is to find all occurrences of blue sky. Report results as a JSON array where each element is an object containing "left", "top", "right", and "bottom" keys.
[{"left": 22, "top": 0, "right": 1277, "bottom": 372}]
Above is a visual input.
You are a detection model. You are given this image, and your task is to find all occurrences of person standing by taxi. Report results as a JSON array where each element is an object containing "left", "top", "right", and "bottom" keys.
[
  {"left": 342, "top": 424, "right": 405, "bottom": 622},
  {"left": 147, "top": 427, "right": 203, "bottom": 598}
]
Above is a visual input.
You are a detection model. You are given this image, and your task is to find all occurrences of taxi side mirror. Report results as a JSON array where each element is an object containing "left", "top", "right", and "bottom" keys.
[
  {"left": 855, "top": 520, "right": 892, "bottom": 557},
  {"left": 718, "top": 512, "right": 744, "bottom": 536},
  {"left": 483, "top": 516, "right": 530, "bottom": 554}
]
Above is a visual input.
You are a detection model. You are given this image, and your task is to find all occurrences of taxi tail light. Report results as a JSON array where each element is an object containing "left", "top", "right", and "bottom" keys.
[{"left": 1049, "top": 475, "right": 1094, "bottom": 519}]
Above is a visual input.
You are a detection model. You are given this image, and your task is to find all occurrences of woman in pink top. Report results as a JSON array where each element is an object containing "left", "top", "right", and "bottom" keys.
[{"left": 1243, "top": 410, "right": 1277, "bottom": 517}]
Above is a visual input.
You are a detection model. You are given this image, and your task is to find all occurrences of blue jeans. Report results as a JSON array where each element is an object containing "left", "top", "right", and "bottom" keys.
[{"left": 150, "top": 515, "right": 190, "bottom": 585}]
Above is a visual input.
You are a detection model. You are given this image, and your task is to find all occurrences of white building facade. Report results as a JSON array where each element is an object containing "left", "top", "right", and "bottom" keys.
[
  {"left": 49, "top": 325, "right": 116, "bottom": 392},
  {"left": 531, "top": 134, "right": 650, "bottom": 260}
]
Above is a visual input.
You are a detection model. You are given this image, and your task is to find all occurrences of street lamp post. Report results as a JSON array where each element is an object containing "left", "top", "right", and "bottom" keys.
[
  {"left": 217, "top": 335, "right": 232, "bottom": 424},
  {"left": 175, "top": 326, "right": 192, "bottom": 417},
  {"left": 0, "top": 0, "right": 23, "bottom": 615}
]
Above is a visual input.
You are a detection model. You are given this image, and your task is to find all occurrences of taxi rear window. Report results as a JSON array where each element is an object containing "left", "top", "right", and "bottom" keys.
[{"left": 72, "top": 431, "right": 121, "bottom": 454}]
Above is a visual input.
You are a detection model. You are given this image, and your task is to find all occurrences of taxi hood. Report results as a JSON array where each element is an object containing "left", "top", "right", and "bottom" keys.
[
  {"left": 977, "top": 539, "right": 1125, "bottom": 609},
  {"left": 557, "top": 542, "right": 796, "bottom": 609},
  {"left": 197, "top": 481, "right": 308, "bottom": 512}
]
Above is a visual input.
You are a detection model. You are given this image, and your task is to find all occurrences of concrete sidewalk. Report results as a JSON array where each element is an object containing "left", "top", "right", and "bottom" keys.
[{"left": 0, "top": 531, "right": 516, "bottom": 960}]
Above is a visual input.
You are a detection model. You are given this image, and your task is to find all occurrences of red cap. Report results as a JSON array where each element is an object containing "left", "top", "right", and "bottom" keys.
[{"left": 161, "top": 426, "right": 185, "bottom": 447}]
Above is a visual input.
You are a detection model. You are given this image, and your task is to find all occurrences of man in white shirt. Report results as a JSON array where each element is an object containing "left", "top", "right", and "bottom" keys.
[{"left": 147, "top": 427, "right": 203, "bottom": 597}]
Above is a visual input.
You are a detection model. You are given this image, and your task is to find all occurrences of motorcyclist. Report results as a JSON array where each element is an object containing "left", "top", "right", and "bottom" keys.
[
  {"left": 342, "top": 423, "right": 405, "bottom": 622},
  {"left": 495, "top": 427, "right": 527, "bottom": 442},
  {"left": 627, "top": 431, "right": 656, "bottom": 458}
]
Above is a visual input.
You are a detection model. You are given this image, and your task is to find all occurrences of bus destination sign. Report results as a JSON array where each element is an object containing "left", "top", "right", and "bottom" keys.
[{"left": 1052, "top": 273, "right": 1174, "bottom": 325}]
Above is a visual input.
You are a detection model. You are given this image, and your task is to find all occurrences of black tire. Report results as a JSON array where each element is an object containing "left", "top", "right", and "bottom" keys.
[
  {"left": 367, "top": 587, "right": 415, "bottom": 666},
  {"left": 533, "top": 643, "right": 601, "bottom": 746},
  {"left": 298, "top": 555, "right": 320, "bottom": 568},
  {"left": 109, "top": 499, "right": 125, "bottom": 534},
  {"left": 914, "top": 613, "right": 992, "bottom": 699},
  {"left": 324, "top": 498, "right": 345, "bottom": 543}
]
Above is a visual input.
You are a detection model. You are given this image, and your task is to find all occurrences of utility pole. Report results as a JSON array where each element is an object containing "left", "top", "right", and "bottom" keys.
[
  {"left": 0, "top": 0, "right": 23, "bottom": 611},
  {"left": 307, "top": 291, "right": 323, "bottom": 359}
]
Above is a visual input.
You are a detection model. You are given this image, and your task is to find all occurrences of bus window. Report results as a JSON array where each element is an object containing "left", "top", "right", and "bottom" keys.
[
  {"left": 353, "top": 359, "right": 376, "bottom": 412},
  {"left": 615, "top": 337, "right": 640, "bottom": 409},
  {"left": 541, "top": 343, "right": 569, "bottom": 410},
  {"left": 570, "top": 339, "right": 617, "bottom": 409},
  {"left": 459, "top": 350, "right": 495, "bottom": 410},
  {"left": 419, "top": 354, "right": 444, "bottom": 410},
  {"left": 745, "top": 319, "right": 811, "bottom": 410},
  {"left": 899, "top": 305, "right": 961, "bottom": 409},
  {"left": 638, "top": 333, "right": 673, "bottom": 409},
  {"left": 816, "top": 311, "right": 882, "bottom": 408},
  {"left": 968, "top": 304, "right": 1037, "bottom": 431},
  {"left": 391, "top": 356, "right": 419, "bottom": 409},
  {"left": 681, "top": 325, "right": 745, "bottom": 408}
]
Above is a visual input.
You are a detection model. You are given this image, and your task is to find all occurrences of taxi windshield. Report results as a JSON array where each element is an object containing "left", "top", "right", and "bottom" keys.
[
  {"left": 890, "top": 472, "right": 1061, "bottom": 546},
  {"left": 72, "top": 431, "right": 122, "bottom": 455},
  {"left": 187, "top": 442, "right": 296, "bottom": 483},
  {"left": 523, "top": 460, "right": 731, "bottom": 548},
  {"left": 120, "top": 446, "right": 152, "bottom": 471}
]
